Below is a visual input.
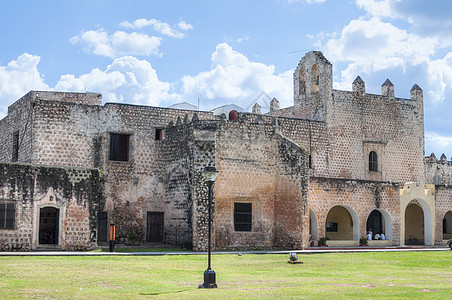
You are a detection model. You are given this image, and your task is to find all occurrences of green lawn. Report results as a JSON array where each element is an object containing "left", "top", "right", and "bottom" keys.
[{"left": 0, "top": 251, "right": 451, "bottom": 299}]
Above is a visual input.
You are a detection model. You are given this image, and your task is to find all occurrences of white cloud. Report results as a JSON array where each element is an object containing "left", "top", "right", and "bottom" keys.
[
  {"left": 320, "top": 17, "right": 438, "bottom": 89},
  {"left": 355, "top": 0, "right": 395, "bottom": 18},
  {"left": 427, "top": 52, "right": 452, "bottom": 102},
  {"left": 70, "top": 29, "right": 161, "bottom": 58},
  {"left": 0, "top": 53, "right": 49, "bottom": 115},
  {"left": 425, "top": 131, "right": 452, "bottom": 157},
  {"left": 54, "top": 56, "right": 170, "bottom": 106},
  {"left": 181, "top": 43, "right": 292, "bottom": 110},
  {"left": 119, "top": 18, "right": 192, "bottom": 38},
  {"left": 177, "top": 20, "right": 193, "bottom": 31}
]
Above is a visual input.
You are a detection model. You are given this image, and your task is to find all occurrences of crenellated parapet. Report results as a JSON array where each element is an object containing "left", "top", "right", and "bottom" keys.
[{"left": 424, "top": 153, "right": 452, "bottom": 185}]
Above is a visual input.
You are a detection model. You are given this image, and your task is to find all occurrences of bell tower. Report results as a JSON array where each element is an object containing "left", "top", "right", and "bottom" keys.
[{"left": 293, "top": 51, "right": 333, "bottom": 121}]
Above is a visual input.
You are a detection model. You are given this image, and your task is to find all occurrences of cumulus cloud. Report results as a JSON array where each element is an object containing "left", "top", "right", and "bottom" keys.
[
  {"left": 55, "top": 56, "right": 170, "bottom": 106},
  {"left": 426, "top": 52, "right": 452, "bottom": 102},
  {"left": 181, "top": 43, "right": 292, "bottom": 110},
  {"left": 0, "top": 53, "right": 49, "bottom": 116},
  {"left": 320, "top": 17, "right": 438, "bottom": 89},
  {"left": 425, "top": 131, "right": 452, "bottom": 157},
  {"left": 119, "top": 18, "right": 192, "bottom": 38},
  {"left": 70, "top": 29, "right": 161, "bottom": 58}
]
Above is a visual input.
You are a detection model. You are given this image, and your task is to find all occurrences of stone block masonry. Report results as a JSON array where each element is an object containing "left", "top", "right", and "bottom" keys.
[{"left": 0, "top": 162, "right": 104, "bottom": 251}]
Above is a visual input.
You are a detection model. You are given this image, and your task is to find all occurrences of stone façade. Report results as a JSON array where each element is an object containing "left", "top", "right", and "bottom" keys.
[{"left": 0, "top": 51, "right": 451, "bottom": 251}]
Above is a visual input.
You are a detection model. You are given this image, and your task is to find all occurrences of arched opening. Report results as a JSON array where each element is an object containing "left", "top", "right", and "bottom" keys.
[
  {"left": 405, "top": 201, "right": 426, "bottom": 245},
  {"left": 228, "top": 110, "right": 239, "bottom": 121},
  {"left": 325, "top": 205, "right": 359, "bottom": 241},
  {"left": 309, "top": 209, "right": 318, "bottom": 245},
  {"left": 39, "top": 207, "right": 59, "bottom": 245},
  {"left": 369, "top": 151, "right": 378, "bottom": 172},
  {"left": 443, "top": 211, "right": 452, "bottom": 240},
  {"left": 366, "top": 209, "right": 382, "bottom": 238},
  {"left": 311, "top": 64, "right": 320, "bottom": 93},
  {"left": 299, "top": 68, "right": 306, "bottom": 95},
  {"left": 366, "top": 209, "right": 392, "bottom": 242}
]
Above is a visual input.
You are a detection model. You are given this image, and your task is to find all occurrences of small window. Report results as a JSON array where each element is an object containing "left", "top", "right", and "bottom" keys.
[
  {"left": 0, "top": 203, "right": 15, "bottom": 229},
  {"left": 155, "top": 128, "right": 164, "bottom": 141},
  {"left": 12, "top": 131, "right": 19, "bottom": 162},
  {"left": 308, "top": 154, "right": 312, "bottom": 169},
  {"left": 369, "top": 151, "right": 378, "bottom": 172},
  {"left": 109, "top": 133, "right": 130, "bottom": 161},
  {"left": 326, "top": 221, "right": 338, "bottom": 232},
  {"left": 234, "top": 203, "right": 252, "bottom": 232}
]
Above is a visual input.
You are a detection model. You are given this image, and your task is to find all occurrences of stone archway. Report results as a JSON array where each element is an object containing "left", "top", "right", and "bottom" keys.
[
  {"left": 325, "top": 205, "right": 359, "bottom": 245},
  {"left": 309, "top": 209, "right": 318, "bottom": 244},
  {"left": 366, "top": 209, "right": 392, "bottom": 243},
  {"left": 399, "top": 183, "right": 435, "bottom": 246},
  {"left": 442, "top": 211, "right": 452, "bottom": 241}
]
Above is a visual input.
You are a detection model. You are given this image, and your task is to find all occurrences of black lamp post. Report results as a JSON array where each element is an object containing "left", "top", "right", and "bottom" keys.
[{"left": 199, "top": 166, "right": 217, "bottom": 289}]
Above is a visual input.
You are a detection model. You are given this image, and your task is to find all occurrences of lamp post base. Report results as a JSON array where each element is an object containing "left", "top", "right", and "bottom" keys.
[{"left": 198, "top": 269, "right": 217, "bottom": 288}]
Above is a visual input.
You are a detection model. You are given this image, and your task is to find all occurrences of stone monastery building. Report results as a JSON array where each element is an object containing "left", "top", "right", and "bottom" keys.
[{"left": 0, "top": 51, "right": 451, "bottom": 251}]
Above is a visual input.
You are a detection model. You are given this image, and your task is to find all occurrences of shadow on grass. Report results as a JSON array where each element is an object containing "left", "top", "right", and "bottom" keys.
[
  {"left": 92, "top": 246, "right": 193, "bottom": 253},
  {"left": 140, "top": 288, "right": 191, "bottom": 296}
]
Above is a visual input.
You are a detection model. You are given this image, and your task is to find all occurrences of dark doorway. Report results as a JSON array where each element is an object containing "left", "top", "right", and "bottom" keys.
[
  {"left": 97, "top": 212, "right": 108, "bottom": 243},
  {"left": 39, "top": 207, "right": 59, "bottom": 244},
  {"left": 147, "top": 212, "right": 164, "bottom": 242},
  {"left": 366, "top": 210, "right": 382, "bottom": 234}
]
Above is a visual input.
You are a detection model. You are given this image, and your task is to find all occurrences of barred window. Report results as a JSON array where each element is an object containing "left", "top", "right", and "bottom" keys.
[
  {"left": 234, "top": 203, "right": 252, "bottom": 232},
  {"left": 369, "top": 151, "right": 378, "bottom": 172},
  {"left": 0, "top": 203, "right": 15, "bottom": 229}
]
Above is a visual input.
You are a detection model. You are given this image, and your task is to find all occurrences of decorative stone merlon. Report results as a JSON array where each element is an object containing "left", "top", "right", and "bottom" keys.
[
  {"left": 352, "top": 76, "right": 365, "bottom": 95},
  {"left": 270, "top": 98, "right": 280, "bottom": 112},
  {"left": 252, "top": 103, "right": 262, "bottom": 114},
  {"left": 410, "top": 84, "right": 423, "bottom": 101},
  {"left": 381, "top": 79, "right": 394, "bottom": 98}
]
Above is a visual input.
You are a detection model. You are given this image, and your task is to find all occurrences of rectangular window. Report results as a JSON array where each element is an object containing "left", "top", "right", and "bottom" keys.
[
  {"left": 0, "top": 203, "right": 15, "bottom": 229},
  {"left": 109, "top": 133, "right": 130, "bottom": 161},
  {"left": 326, "top": 221, "right": 338, "bottom": 232},
  {"left": 234, "top": 203, "right": 252, "bottom": 232},
  {"left": 12, "top": 131, "right": 19, "bottom": 162},
  {"left": 155, "top": 128, "right": 164, "bottom": 141}
]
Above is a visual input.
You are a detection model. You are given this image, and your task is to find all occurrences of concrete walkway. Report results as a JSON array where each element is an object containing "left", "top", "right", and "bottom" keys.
[{"left": 0, "top": 246, "right": 449, "bottom": 256}]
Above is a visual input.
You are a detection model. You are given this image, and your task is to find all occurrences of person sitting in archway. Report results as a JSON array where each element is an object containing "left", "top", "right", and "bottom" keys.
[
  {"left": 380, "top": 233, "right": 386, "bottom": 240},
  {"left": 367, "top": 230, "right": 372, "bottom": 241},
  {"left": 374, "top": 233, "right": 381, "bottom": 240}
]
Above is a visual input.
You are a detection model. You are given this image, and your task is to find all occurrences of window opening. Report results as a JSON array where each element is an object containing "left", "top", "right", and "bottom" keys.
[
  {"left": 155, "top": 128, "right": 164, "bottom": 141},
  {"left": 12, "top": 131, "right": 19, "bottom": 162},
  {"left": 326, "top": 221, "right": 338, "bottom": 232},
  {"left": 109, "top": 133, "right": 130, "bottom": 161},
  {"left": 234, "top": 203, "right": 252, "bottom": 232},
  {"left": 0, "top": 203, "right": 15, "bottom": 229},
  {"left": 369, "top": 151, "right": 378, "bottom": 172}
]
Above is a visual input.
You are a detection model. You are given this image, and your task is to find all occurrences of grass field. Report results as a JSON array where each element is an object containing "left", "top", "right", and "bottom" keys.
[{"left": 0, "top": 251, "right": 451, "bottom": 299}]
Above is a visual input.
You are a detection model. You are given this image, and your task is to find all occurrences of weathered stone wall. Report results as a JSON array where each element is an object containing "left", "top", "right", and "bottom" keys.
[
  {"left": 308, "top": 177, "right": 401, "bottom": 245},
  {"left": 434, "top": 186, "right": 452, "bottom": 243},
  {"left": 424, "top": 154, "right": 452, "bottom": 185},
  {"left": 325, "top": 89, "right": 424, "bottom": 183},
  {"left": 213, "top": 118, "right": 308, "bottom": 250},
  {"left": 0, "top": 162, "right": 104, "bottom": 251},
  {"left": 1, "top": 91, "right": 214, "bottom": 247},
  {"left": 0, "top": 94, "right": 35, "bottom": 163}
]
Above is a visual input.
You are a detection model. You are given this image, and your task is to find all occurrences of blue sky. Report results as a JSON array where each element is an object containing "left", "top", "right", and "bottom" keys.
[{"left": 1, "top": 0, "right": 452, "bottom": 158}]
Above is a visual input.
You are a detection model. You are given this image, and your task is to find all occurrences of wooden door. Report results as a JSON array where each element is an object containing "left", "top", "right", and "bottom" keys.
[{"left": 147, "top": 212, "right": 164, "bottom": 242}]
